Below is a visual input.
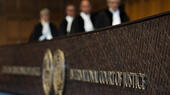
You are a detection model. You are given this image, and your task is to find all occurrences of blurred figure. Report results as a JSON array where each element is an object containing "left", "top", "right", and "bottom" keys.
[
  {"left": 71, "top": 0, "right": 96, "bottom": 34},
  {"left": 95, "top": 0, "right": 129, "bottom": 28},
  {"left": 29, "top": 8, "right": 58, "bottom": 42},
  {"left": 58, "top": 4, "right": 76, "bottom": 36}
]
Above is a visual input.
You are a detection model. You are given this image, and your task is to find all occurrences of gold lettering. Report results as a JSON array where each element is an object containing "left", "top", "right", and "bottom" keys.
[
  {"left": 69, "top": 69, "right": 147, "bottom": 91},
  {"left": 135, "top": 74, "right": 141, "bottom": 89},
  {"left": 94, "top": 71, "right": 99, "bottom": 83},
  {"left": 108, "top": 71, "right": 115, "bottom": 85},
  {"left": 114, "top": 72, "right": 118, "bottom": 86},
  {"left": 98, "top": 71, "right": 105, "bottom": 84},
  {"left": 123, "top": 72, "right": 128, "bottom": 87},
  {"left": 130, "top": 72, "right": 136, "bottom": 88},
  {"left": 127, "top": 73, "right": 133, "bottom": 88},
  {"left": 118, "top": 72, "right": 123, "bottom": 86},
  {"left": 89, "top": 71, "right": 94, "bottom": 83},
  {"left": 140, "top": 73, "right": 146, "bottom": 90},
  {"left": 1, "top": 66, "right": 41, "bottom": 76}
]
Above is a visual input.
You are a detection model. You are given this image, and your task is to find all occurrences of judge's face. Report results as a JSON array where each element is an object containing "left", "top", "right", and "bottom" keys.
[
  {"left": 66, "top": 5, "right": 76, "bottom": 17},
  {"left": 80, "top": 0, "right": 92, "bottom": 14},
  {"left": 107, "top": 0, "right": 120, "bottom": 10},
  {"left": 41, "top": 14, "right": 50, "bottom": 22}
]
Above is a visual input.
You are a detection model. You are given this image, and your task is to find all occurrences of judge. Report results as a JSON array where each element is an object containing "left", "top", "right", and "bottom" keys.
[
  {"left": 58, "top": 4, "right": 76, "bottom": 36},
  {"left": 29, "top": 8, "right": 58, "bottom": 42},
  {"left": 95, "top": 0, "right": 129, "bottom": 29},
  {"left": 71, "top": 0, "right": 95, "bottom": 34}
]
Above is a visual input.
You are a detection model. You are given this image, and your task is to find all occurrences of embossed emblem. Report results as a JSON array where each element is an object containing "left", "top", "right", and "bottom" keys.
[
  {"left": 42, "top": 49, "right": 66, "bottom": 95},
  {"left": 53, "top": 49, "right": 66, "bottom": 95},
  {"left": 42, "top": 49, "right": 53, "bottom": 95}
]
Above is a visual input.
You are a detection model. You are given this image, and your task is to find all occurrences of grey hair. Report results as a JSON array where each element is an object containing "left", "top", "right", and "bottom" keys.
[
  {"left": 40, "top": 8, "right": 50, "bottom": 16},
  {"left": 107, "top": 0, "right": 120, "bottom": 2},
  {"left": 107, "top": 0, "right": 113, "bottom": 2}
]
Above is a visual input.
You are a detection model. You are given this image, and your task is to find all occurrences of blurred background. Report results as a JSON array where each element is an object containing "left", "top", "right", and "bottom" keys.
[{"left": 0, "top": 0, "right": 169, "bottom": 46}]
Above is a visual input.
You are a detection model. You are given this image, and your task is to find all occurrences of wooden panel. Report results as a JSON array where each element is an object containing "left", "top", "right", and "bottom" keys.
[
  {"left": 19, "top": 0, "right": 38, "bottom": 16},
  {"left": 6, "top": 20, "right": 20, "bottom": 39},
  {"left": 0, "top": 19, "right": 7, "bottom": 45},
  {"left": 3, "top": 0, "right": 18, "bottom": 16},
  {"left": 0, "top": 11, "right": 169, "bottom": 95},
  {"left": 19, "top": 19, "right": 37, "bottom": 39},
  {"left": 125, "top": 0, "right": 170, "bottom": 20},
  {"left": 0, "top": 0, "right": 3, "bottom": 16},
  {"left": 0, "top": 0, "right": 170, "bottom": 46},
  {"left": 91, "top": 0, "right": 107, "bottom": 11}
]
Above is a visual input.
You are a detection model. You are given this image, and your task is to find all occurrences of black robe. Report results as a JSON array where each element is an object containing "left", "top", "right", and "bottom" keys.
[
  {"left": 95, "top": 9, "right": 130, "bottom": 29},
  {"left": 58, "top": 18, "right": 70, "bottom": 36},
  {"left": 29, "top": 22, "right": 58, "bottom": 42},
  {"left": 71, "top": 14, "right": 96, "bottom": 34}
]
